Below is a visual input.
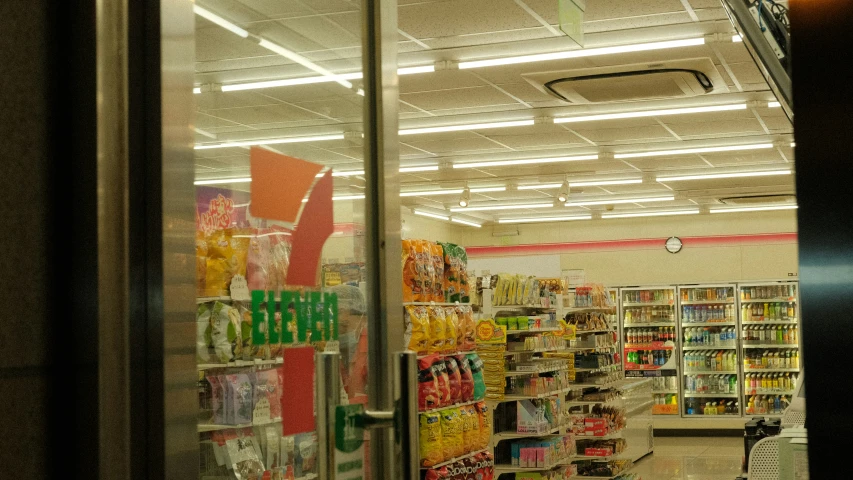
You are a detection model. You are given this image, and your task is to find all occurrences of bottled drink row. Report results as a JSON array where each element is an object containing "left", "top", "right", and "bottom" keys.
[
  {"left": 741, "top": 303, "right": 797, "bottom": 322},
  {"left": 744, "top": 373, "right": 798, "bottom": 394},
  {"left": 742, "top": 325, "right": 798, "bottom": 345},
  {"left": 624, "top": 289, "right": 674, "bottom": 304},
  {"left": 685, "top": 399, "right": 738, "bottom": 415},
  {"left": 743, "top": 350, "right": 799, "bottom": 370},
  {"left": 652, "top": 376, "right": 678, "bottom": 392},
  {"left": 623, "top": 306, "right": 674, "bottom": 324},
  {"left": 684, "top": 374, "right": 737, "bottom": 394},
  {"left": 683, "top": 327, "right": 737, "bottom": 347},
  {"left": 681, "top": 287, "right": 732, "bottom": 302},
  {"left": 684, "top": 350, "right": 738, "bottom": 372},
  {"left": 681, "top": 305, "right": 735, "bottom": 323},
  {"left": 626, "top": 349, "right": 673, "bottom": 367},
  {"left": 625, "top": 327, "right": 675, "bottom": 344},
  {"left": 745, "top": 395, "right": 789, "bottom": 415},
  {"left": 653, "top": 393, "right": 678, "bottom": 407},
  {"left": 740, "top": 285, "right": 796, "bottom": 301}
]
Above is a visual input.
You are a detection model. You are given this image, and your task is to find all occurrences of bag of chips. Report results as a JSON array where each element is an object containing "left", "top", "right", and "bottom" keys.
[
  {"left": 440, "top": 408, "right": 464, "bottom": 459},
  {"left": 196, "top": 231, "right": 207, "bottom": 296},
  {"left": 424, "top": 466, "right": 451, "bottom": 480},
  {"left": 405, "top": 305, "right": 431, "bottom": 355},
  {"left": 443, "top": 307, "right": 458, "bottom": 354},
  {"left": 432, "top": 357, "right": 452, "bottom": 408},
  {"left": 474, "top": 401, "right": 491, "bottom": 450},
  {"left": 456, "top": 306, "right": 476, "bottom": 352},
  {"left": 267, "top": 225, "right": 292, "bottom": 291},
  {"left": 418, "top": 355, "right": 441, "bottom": 411},
  {"left": 459, "top": 404, "right": 478, "bottom": 454},
  {"left": 205, "top": 230, "right": 232, "bottom": 297},
  {"left": 246, "top": 229, "right": 271, "bottom": 291},
  {"left": 444, "top": 357, "right": 462, "bottom": 405},
  {"left": 457, "top": 246, "right": 469, "bottom": 303},
  {"left": 401, "top": 239, "right": 419, "bottom": 302},
  {"left": 440, "top": 242, "right": 461, "bottom": 303},
  {"left": 466, "top": 353, "right": 486, "bottom": 401},
  {"left": 455, "top": 354, "right": 475, "bottom": 402},
  {"left": 417, "top": 240, "right": 435, "bottom": 302},
  {"left": 431, "top": 242, "right": 445, "bottom": 302},
  {"left": 427, "top": 306, "right": 447, "bottom": 354},
  {"left": 419, "top": 412, "right": 444, "bottom": 467}
]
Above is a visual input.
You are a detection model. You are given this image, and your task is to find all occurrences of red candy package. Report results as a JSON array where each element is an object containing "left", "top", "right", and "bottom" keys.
[
  {"left": 418, "top": 354, "right": 441, "bottom": 411},
  {"left": 424, "top": 466, "right": 450, "bottom": 480},
  {"left": 455, "top": 354, "right": 475, "bottom": 402},
  {"left": 431, "top": 357, "right": 452, "bottom": 407},
  {"left": 444, "top": 357, "right": 463, "bottom": 405}
]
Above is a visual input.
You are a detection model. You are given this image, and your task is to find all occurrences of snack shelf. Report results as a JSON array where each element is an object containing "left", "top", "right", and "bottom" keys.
[
  {"left": 651, "top": 389, "right": 678, "bottom": 394},
  {"left": 623, "top": 322, "right": 676, "bottom": 328},
  {"left": 742, "top": 319, "right": 798, "bottom": 325},
  {"left": 505, "top": 365, "right": 567, "bottom": 377},
  {"left": 681, "top": 321, "right": 736, "bottom": 327},
  {"left": 493, "top": 426, "right": 561, "bottom": 440},
  {"left": 683, "top": 393, "right": 739, "bottom": 398},
  {"left": 623, "top": 344, "right": 674, "bottom": 350},
  {"left": 746, "top": 390, "right": 796, "bottom": 395},
  {"left": 506, "top": 327, "right": 562, "bottom": 334},
  {"left": 565, "top": 454, "right": 626, "bottom": 461},
  {"left": 504, "top": 347, "right": 567, "bottom": 356},
  {"left": 565, "top": 397, "right": 620, "bottom": 407},
  {"left": 742, "top": 344, "right": 799, "bottom": 349},
  {"left": 744, "top": 367, "right": 800, "bottom": 372},
  {"left": 569, "top": 379, "right": 625, "bottom": 390},
  {"left": 198, "top": 359, "right": 282, "bottom": 370},
  {"left": 197, "top": 418, "right": 282, "bottom": 433},
  {"left": 403, "top": 301, "right": 471, "bottom": 307},
  {"left": 417, "top": 350, "right": 477, "bottom": 360},
  {"left": 196, "top": 296, "right": 233, "bottom": 304},
  {"left": 421, "top": 400, "right": 480, "bottom": 415},
  {"left": 574, "top": 364, "right": 621, "bottom": 373},
  {"left": 494, "top": 464, "right": 563, "bottom": 473},
  {"left": 501, "top": 387, "right": 572, "bottom": 401},
  {"left": 565, "top": 306, "right": 615, "bottom": 313},
  {"left": 563, "top": 344, "right": 618, "bottom": 352},
  {"left": 740, "top": 297, "right": 796, "bottom": 303},
  {"left": 682, "top": 370, "right": 738, "bottom": 375},
  {"left": 421, "top": 448, "right": 490, "bottom": 470},
  {"left": 574, "top": 329, "right": 615, "bottom": 335},
  {"left": 682, "top": 345, "right": 737, "bottom": 351},
  {"left": 575, "top": 429, "right": 624, "bottom": 441},
  {"left": 680, "top": 299, "right": 735, "bottom": 305},
  {"left": 492, "top": 304, "right": 556, "bottom": 310},
  {"left": 622, "top": 301, "right": 674, "bottom": 307}
]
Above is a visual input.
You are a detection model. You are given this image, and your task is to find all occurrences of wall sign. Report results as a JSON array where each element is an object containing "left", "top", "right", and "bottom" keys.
[{"left": 665, "top": 236, "right": 683, "bottom": 254}]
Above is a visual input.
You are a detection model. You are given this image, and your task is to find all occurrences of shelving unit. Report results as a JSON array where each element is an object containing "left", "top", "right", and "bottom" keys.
[{"left": 620, "top": 286, "right": 679, "bottom": 416}]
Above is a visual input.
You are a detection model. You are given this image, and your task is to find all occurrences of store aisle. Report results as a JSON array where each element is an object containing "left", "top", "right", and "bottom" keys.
[{"left": 628, "top": 437, "right": 743, "bottom": 479}]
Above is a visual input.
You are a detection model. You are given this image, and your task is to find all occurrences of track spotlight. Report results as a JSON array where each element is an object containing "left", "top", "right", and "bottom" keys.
[
  {"left": 557, "top": 181, "right": 570, "bottom": 203},
  {"left": 458, "top": 187, "right": 471, "bottom": 207}
]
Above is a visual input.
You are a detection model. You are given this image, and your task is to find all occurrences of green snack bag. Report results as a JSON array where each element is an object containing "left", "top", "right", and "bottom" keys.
[{"left": 467, "top": 353, "right": 486, "bottom": 401}]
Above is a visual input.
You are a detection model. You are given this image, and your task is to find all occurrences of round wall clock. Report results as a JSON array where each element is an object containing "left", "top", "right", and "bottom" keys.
[{"left": 665, "top": 236, "right": 683, "bottom": 254}]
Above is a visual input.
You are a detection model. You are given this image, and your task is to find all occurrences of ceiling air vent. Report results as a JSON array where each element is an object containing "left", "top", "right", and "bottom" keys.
[
  {"left": 523, "top": 58, "right": 728, "bottom": 104},
  {"left": 718, "top": 194, "right": 796, "bottom": 205}
]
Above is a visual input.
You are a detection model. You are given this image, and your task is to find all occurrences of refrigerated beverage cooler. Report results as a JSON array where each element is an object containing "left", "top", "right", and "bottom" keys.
[
  {"left": 620, "top": 286, "right": 680, "bottom": 415},
  {"left": 678, "top": 284, "right": 742, "bottom": 417}
]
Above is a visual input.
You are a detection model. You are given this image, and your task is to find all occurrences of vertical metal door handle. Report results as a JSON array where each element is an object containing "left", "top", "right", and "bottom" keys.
[
  {"left": 396, "top": 351, "right": 420, "bottom": 480},
  {"left": 317, "top": 351, "right": 341, "bottom": 480}
]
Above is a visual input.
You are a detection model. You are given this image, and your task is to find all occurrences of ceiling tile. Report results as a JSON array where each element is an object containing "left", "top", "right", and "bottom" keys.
[
  {"left": 398, "top": 0, "right": 543, "bottom": 39},
  {"left": 401, "top": 85, "right": 522, "bottom": 111}
]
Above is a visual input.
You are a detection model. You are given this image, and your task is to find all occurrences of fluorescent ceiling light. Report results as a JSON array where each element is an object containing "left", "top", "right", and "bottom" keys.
[
  {"left": 570, "top": 178, "right": 643, "bottom": 187},
  {"left": 554, "top": 104, "right": 746, "bottom": 124},
  {"left": 331, "top": 170, "right": 365, "bottom": 177},
  {"left": 414, "top": 210, "right": 450, "bottom": 221},
  {"left": 498, "top": 215, "right": 592, "bottom": 224},
  {"left": 194, "top": 134, "right": 344, "bottom": 150},
  {"left": 565, "top": 195, "right": 674, "bottom": 207},
  {"left": 614, "top": 143, "right": 774, "bottom": 159},
  {"left": 710, "top": 205, "right": 798, "bottom": 213},
  {"left": 790, "top": 142, "right": 796, "bottom": 147},
  {"left": 194, "top": 177, "right": 252, "bottom": 186},
  {"left": 399, "top": 165, "right": 439, "bottom": 173},
  {"left": 401, "top": 189, "right": 463, "bottom": 197},
  {"left": 451, "top": 218, "right": 482, "bottom": 227},
  {"left": 656, "top": 169, "right": 791, "bottom": 182},
  {"left": 256, "top": 39, "right": 353, "bottom": 89},
  {"left": 453, "top": 154, "right": 598, "bottom": 169},
  {"left": 471, "top": 186, "right": 506, "bottom": 193},
  {"left": 733, "top": 34, "right": 743, "bottom": 42},
  {"left": 602, "top": 209, "right": 700, "bottom": 219},
  {"left": 332, "top": 194, "right": 365, "bottom": 201},
  {"left": 449, "top": 203, "right": 554, "bottom": 212},
  {"left": 517, "top": 183, "right": 562, "bottom": 190},
  {"left": 193, "top": 87, "right": 202, "bottom": 94},
  {"left": 194, "top": 5, "right": 249, "bottom": 38},
  {"left": 398, "top": 65, "right": 436, "bottom": 75},
  {"left": 768, "top": 101, "right": 781, "bottom": 108},
  {"left": 458, "top": 38, "right": 705, "bottom": 69},
  {"left": 399, "top": 120, "right": 533, "bottom": 136},
  {"left": 220, "top": 72, "right": 363, "bottom": 92}
]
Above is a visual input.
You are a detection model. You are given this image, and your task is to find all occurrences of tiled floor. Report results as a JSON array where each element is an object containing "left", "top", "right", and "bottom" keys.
[{"left": 627, "top": 437, "right": 744, "bottom": 480}]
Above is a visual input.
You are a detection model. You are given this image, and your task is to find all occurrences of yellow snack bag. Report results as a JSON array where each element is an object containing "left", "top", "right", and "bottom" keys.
[
  {"left": 405, "top": 305, "right": 430, "bottom": 355},
  {"left": 475, "top": 401, "right": 491, "bottom": 450},
  {"left": 419, "top": 412, "right": 444, "bottom": 467},
  {"left": 427, "top": 306, "right": 447, "bottom": 354},
  {"left": 440, "top": 407, "right": 464, "bottom": 459},
  {"left": 443, "top": 306, "right": 458, "bottom": 354},
  {"left": 460, "top": 404, "right": 480, "bottom": 454}
]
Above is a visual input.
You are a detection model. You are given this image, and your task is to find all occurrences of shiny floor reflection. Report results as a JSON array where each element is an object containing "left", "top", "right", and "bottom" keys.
[{"left": 628, "top": 437, "right": 744, "bottom": 480}]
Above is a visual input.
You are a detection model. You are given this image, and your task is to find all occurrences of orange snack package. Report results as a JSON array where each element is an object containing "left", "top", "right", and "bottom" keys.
[
  {"left": 205, "top": 229, "right": 233, "bottom": 297},
  {"left": 443, "top": 306, "right": 458, "bottom": 354},
  {"left": 401, "top": 239, "right": 420, "bottom": 302},
  {"left": 430, "top": 242, "right": 445, "bottom": 303},
  {"left": 417, "top": 240, "right": 435, "bottom": 303}
]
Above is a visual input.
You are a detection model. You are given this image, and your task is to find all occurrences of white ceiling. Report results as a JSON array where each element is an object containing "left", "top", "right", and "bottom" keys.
[{"left": 193, "top": 0, "right": 795, "bottom": 225}]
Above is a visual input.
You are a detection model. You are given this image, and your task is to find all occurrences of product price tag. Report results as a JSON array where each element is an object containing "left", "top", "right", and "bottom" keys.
[
  {"left": 335, "top": 404, "right": 365, "bottom": 480},
  {"left": 252, "top": 397, "right": 271, "bottom": 425},
  {"left": 229, "top": 274, "right": 250, "bottom": 301},
  {"left": 324, "top": 340, "right": 340, "bottom": 353}
]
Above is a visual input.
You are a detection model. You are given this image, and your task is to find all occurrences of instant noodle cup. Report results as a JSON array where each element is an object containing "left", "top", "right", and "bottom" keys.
[
  {"left": 432, "top": 357, "right": 452, "bottom": 407},
  {"left": 405, "top": 305, "right": 430, "bottom": 355},
  {"left": 444, "top": 357, "right": 462, "bottom": 405},
  {"left": 419, "top": 412, "right": 444, "bottom": 467},
  {"left": 427, "top": 306, "right": 447, "bottom": 354},
  {"left": 440, "top": 407, "right": 464, "bottom": 459},
  {"left": 418, "top": 354, "right": 441, "bottom": 411},
  {"left": 443, "top": 307, "right": 459, "bottom": 354},
  {"left": 455, "top": 354, "right": 475, "bottom": 402}
]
